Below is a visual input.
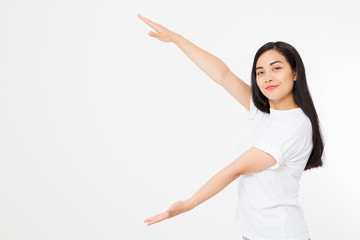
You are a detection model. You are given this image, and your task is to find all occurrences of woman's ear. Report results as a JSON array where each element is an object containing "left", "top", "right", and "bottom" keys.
[{"left": 293, "top": 71, "right": 297, "bottom": 81}]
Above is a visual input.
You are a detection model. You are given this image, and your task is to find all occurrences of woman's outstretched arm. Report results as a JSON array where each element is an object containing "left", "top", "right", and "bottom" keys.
[
  {"left": 144, "top": 147, "right": 276, "bottom": 226},
  {"left": 138, "top": 14, "right": 228, "bottom": 84},
  {"left": 138, "top": 14, "right": 251, "bottom": 110}
]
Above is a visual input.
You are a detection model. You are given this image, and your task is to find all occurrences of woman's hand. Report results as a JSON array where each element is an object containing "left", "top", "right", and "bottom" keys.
[
  {"left": 138, "top": 13, "right": 180, "bottom": 43},
  {"left": 144, "top": 200, "right": 193, "bottom": 226}
]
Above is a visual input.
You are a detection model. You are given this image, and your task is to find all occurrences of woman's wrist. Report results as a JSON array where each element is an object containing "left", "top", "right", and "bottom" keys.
[
  {"left": 172, "top": 33, "right": 183, "bottom": 45},
  {"left": 184, "top": 197, "right": 197, "bottom": 211}
]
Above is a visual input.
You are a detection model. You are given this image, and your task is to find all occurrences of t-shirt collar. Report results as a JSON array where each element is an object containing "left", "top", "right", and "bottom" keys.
[{"left": 269, "top": 107, "right": 302, "bottom": 117}]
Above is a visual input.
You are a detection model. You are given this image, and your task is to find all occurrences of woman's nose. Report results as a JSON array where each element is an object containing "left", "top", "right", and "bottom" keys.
[
  {"left": 265, "top": 76, "right": 273, "bottom": 83},
  {"left": 263, "top": 71, "right": 274, "bottom": 82}
]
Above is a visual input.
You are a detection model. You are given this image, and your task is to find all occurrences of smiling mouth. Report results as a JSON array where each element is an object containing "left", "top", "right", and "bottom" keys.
[{"left": 266, "top": 85, "right": 278, "bottom": 90}]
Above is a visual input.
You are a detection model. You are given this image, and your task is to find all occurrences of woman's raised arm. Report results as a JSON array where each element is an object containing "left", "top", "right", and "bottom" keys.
[
  {"left": 138, "top": 14, "right": 227, "bottom": 83},
  {"left": 138, "top": 14, "right": 250, "bottom": 110}
]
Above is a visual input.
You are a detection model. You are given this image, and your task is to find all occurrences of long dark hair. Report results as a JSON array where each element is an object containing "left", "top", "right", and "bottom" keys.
[{"left": 251, "top": 41, "right": 324, "bottom": 171}]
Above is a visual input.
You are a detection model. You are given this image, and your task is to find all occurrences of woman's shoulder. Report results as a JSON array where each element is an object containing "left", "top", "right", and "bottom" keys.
[
  {"left": 269, "top": 110, "right": 312, "bottom": 135},
  {"left": 298, "top": 111, "right": 312, "bottom": 129},
  {"left": 291, "top": 112, "right": 312, "bottom": 139}
]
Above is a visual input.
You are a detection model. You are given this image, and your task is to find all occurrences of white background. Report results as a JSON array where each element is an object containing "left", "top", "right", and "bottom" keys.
[{"left": 1, "top": 0, "right": 359, "bottom": 239}]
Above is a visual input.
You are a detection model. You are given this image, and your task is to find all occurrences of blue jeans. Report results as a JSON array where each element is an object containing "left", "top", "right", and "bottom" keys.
[{"left": 243, "top": 237, "right": 311, "bottom": 240}]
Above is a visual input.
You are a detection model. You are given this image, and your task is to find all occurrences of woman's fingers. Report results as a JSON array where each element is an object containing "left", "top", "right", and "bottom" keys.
[
  {"left": 148, "top": 31, "right": 157, "bottom": 37},
  {"left": 137, "top": 14, "right": 162, "bottom": 33},
  {"left": 138, "top": 13, "right": 177, "bottom": 43},
  {"left": 144, "top": 211, "right": 169, "bottom": 226}
]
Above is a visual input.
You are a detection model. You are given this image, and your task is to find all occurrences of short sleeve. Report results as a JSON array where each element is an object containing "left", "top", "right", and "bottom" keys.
[{"left": 251, "top": 122, "right": 304, "bottom": 170}]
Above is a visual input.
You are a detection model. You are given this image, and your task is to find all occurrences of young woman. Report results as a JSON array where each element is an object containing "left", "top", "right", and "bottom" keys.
[{"left": 139, "top": 13, "right": 324, "bottom": 240}]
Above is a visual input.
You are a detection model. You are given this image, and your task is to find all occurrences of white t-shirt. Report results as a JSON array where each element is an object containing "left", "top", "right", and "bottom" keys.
[{"left": 234, "top": 95, "right": 313, "bottom": 240}]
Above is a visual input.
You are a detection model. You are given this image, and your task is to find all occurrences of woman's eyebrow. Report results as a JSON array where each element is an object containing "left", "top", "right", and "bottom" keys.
[{"left": 256, "top": 61, "right": 284, "bottom": 70}]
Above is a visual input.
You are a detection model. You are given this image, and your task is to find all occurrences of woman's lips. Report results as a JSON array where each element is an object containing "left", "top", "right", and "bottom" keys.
[{"left": 266, "top": 85, "right": 278, "bottom": 90}]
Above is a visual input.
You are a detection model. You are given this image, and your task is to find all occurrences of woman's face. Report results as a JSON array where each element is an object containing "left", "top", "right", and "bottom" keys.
[{"left": 255, "top": 49, "right": 297, "bottom": 106}]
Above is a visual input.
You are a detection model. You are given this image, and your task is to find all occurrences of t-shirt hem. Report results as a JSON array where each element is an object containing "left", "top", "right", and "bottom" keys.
[
  {"left": 234, "top": 215, "right": 310, "bottom": 240},
  {"left": 239, "top": 227, "right": 310, "bottom": 240}
]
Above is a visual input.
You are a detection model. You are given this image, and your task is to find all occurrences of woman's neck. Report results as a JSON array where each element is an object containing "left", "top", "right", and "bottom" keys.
[{"left": 269, "top": 95, "right": 299, "bottom": 110}]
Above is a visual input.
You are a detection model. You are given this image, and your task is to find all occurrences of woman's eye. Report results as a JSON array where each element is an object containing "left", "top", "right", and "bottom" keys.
[{"left": 257, "top": 67, "right": 281, "bottom": 75}]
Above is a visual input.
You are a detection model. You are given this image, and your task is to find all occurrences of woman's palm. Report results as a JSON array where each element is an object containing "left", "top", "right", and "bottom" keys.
[{"left": 144, "top": 200, "right": 189, "bottom": 226}]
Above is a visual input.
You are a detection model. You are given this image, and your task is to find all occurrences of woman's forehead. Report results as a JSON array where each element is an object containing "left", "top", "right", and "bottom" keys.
[{"left": 256, "top": 50, "right": 287, "bottom": 67}]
